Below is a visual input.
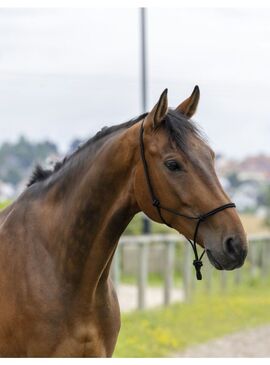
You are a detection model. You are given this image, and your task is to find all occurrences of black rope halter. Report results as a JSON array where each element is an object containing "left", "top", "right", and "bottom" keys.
[{"left": 139, "top": 119, "right": 236, "bottom": 280}]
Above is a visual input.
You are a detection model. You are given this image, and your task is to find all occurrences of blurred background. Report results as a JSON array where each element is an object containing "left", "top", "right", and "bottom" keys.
[{"left": 1, "top": 7, "right": 270, "bottom": 358}]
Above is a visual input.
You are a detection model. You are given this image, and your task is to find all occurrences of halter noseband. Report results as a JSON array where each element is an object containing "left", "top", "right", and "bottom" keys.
[{"left": 139, "top": 120, "right": 236, "bottom": 280}]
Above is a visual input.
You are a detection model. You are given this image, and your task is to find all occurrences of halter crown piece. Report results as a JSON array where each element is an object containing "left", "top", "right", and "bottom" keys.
[{"left": 139, "top": 120, "right": 236, "bottom": 280}]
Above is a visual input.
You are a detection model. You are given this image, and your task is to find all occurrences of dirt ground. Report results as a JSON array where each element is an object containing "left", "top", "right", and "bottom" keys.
[{"left": 173, "top": 324, "right": 270, "bottom": 357}]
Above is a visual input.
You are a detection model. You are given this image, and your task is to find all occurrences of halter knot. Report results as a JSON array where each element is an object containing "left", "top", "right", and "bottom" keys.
[
  {"left": 152, "top": 199, "right": 160, "bottom": 207},
  {"left": 193, "top": 259, "right": 203, "bottom": 280}
]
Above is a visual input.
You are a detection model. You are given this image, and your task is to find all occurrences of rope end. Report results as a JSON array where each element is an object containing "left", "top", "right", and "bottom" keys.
[{"left": 193, "top": 259, "right": 203, "bottom": 280}]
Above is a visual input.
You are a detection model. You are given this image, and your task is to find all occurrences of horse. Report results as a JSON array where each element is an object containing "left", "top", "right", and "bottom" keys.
[{"left": 0, "top": 86, "right": 247, "bottom": 357}]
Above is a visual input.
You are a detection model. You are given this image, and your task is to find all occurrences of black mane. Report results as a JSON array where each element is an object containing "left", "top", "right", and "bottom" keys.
[{"left": 27, "top": 110, "right": 204, "bottom": 187}]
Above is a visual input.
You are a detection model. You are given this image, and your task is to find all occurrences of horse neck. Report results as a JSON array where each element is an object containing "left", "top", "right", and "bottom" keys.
[{"left": 43, "top": 123, "right": 141, "bottom": 300}]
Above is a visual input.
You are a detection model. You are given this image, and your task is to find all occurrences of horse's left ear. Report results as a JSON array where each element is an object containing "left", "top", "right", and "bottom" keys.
[
  {"left": 144, "top": 89, "right": 168, "bottom": 130},
  {"left": 175, "top": 85, "right": 200, "bottom": 118}
]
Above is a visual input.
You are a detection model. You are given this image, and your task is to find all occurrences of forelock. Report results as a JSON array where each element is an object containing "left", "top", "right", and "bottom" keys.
[{"left": 163, "top": 109, "right": 207, "bottom": 154}]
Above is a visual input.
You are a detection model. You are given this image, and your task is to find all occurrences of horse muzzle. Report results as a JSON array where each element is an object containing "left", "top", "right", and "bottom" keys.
[{"left": 206, "top": 235, "right": 248, "bottom": 270}]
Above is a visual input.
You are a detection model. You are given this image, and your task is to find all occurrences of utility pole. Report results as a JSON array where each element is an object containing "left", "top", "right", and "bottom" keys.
[
  {"left": 140, "top": 7, "right": 147, "bottom": 113},
  {"left": 140, "top": 8, "right": 151, "bottom": 235}
]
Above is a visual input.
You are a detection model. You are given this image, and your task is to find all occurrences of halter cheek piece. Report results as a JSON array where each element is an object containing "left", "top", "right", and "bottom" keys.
[{"left": 139, "top": 120, "right": 236, "bottom": 280}]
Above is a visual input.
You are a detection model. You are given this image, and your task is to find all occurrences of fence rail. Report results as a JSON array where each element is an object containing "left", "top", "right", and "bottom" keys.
[{"left": 110, "top": 234, "right": 270, "bottom": 311}]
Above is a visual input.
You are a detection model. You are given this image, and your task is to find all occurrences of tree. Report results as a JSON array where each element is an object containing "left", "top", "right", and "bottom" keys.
[{"left": 0, "top": 136, "right": 59, "bottom": 186}]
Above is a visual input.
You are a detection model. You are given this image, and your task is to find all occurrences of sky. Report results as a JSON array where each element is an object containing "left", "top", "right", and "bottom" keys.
[{"left": 0, "top": 7, "right": 270, "bottom": 158}]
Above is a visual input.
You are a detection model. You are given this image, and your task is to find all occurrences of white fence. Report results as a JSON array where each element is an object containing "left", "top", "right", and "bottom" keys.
[{"left": 110, "top": 234, "right": 270, "bottom": 310}]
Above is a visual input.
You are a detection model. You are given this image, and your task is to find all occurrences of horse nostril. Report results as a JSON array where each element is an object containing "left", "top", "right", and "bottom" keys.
[
  {"left": 225, "top": 237, "right": 235, "bottom": 254},
  {"left": 223, "top": 236, "right": 241, "bottom": 258}
]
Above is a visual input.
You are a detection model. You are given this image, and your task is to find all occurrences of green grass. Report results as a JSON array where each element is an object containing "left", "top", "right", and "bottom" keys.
[{"left": 114, "top": 277, "right": 270, "bottom": 357}]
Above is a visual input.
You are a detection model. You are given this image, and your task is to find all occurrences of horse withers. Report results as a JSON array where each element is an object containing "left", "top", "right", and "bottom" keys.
[{"left": 0, "top": 87, "right": 247, "bottom": 356}]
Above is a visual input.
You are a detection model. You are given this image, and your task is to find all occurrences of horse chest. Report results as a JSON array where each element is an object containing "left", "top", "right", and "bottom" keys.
[
  {"left": 52, "top": 323, "right": 108, "bottom": 357},
  {"left": 52, "top": 288, "right": 121, "bottom": 357},
  {"left": 52, "top": 311, "right": 119, "bottom": 357},
  {"left": 0, "top": 311, "right": 118, "bottom": 357}
]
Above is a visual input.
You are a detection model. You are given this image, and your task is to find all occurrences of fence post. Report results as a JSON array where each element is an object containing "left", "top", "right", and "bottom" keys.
[
  {"left": 183, "top": 244, "right": 192, "bottom": 301},
  {"left": 234, "top": 268, "right": 242, "bottom": 286},
  {"left": 111, "top": 247, "right": 120, "bottom": 292},
  {"left": 164, "top": 241, "right": 175, "bottom": 306},
  {"left": 220, "top": 270, "right": 227, "bottom": 293},
  {"left": 249, "top": 241, "right": 257, "bottom": 278},
  {"left": 204, "top": 261, "right": 213, "bottom": 294},
  {"left": 138, "top": 241, "right": 148, "bottom": 310},
  {"left": 261, "top": 240, "right": 268, "bottom": 279}
]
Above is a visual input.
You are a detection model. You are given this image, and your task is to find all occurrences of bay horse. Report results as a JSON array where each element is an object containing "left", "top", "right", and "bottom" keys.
[{"left": 0, "top": 86, "right": 247, "bottom": 357}]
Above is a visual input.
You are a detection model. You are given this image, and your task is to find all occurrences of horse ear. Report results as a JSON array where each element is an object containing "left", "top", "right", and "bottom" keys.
[
  {"left": 175, "top": 85, "right": 200, "bottom": 118},
  {"left": 144, "top": 89, "right": 168, "bottom": 130}
]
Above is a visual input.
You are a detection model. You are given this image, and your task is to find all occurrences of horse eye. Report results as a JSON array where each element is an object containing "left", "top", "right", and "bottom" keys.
[{"left": 164, "top": 160, "right": 181, "bottom": 172}]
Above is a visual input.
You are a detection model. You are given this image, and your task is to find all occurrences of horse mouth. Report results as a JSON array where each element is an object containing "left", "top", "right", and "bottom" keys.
[
  {"left": 206, "top": 249, "right": 244, "bottom": 271},
  {"left": 206, "top": 249, "right": 224, "bottom": 270}
]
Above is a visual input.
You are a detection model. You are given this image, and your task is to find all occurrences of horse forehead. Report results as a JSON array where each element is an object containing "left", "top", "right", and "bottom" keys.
[
  {"left": 186, "top": 141, "right": 212, "bottom": 164},
  {"left": 187, "top": 140, "right": 216, "bottom": 179},
  {"left": 147, "top": 131, "right": 212, "bottom": 168},
  {"left": 156, "top": 132, "right": 210, "bottom": 156},
  {"left": 189, "top": 137, "right": 211, "bottom": 158}
]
